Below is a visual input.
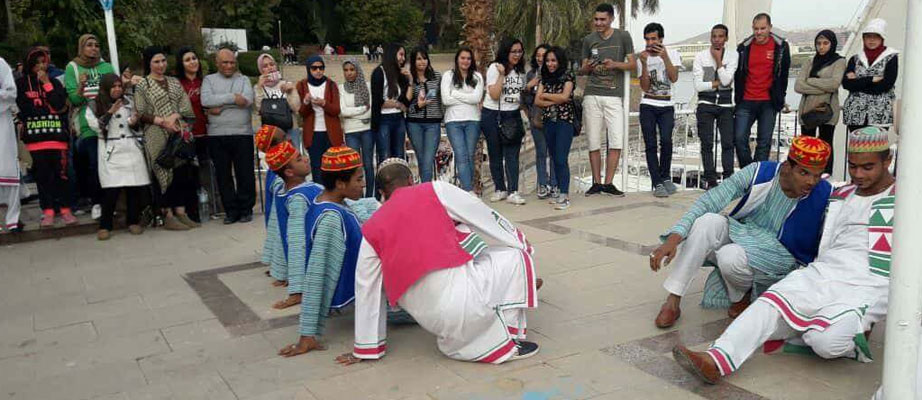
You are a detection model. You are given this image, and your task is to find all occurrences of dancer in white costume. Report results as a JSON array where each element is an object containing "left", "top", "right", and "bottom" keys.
[{"left": 337, "top": 159, "right": 541, "bottom": 365}]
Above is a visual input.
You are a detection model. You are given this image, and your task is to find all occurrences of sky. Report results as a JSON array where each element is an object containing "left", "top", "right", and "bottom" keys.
[{"left": 624, "top": 0, "right": 868, "bottom": 47}]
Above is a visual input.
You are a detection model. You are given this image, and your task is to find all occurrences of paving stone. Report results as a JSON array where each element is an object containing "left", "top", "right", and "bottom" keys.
[{"left": 304, "top": 356, "right": 465, "bottom": 400}]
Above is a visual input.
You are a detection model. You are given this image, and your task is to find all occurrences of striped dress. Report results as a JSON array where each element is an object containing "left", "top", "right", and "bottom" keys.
[{"left": 666, "top": 163, "right": 799, "bottom": 307}]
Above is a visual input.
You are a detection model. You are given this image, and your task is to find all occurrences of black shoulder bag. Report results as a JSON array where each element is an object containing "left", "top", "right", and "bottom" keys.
[
  {"left": 259, "top": 87, "right": 293, "bottom": 131},
  {"left": 496, "top": 72, "right": 525, "bottom": 145}
]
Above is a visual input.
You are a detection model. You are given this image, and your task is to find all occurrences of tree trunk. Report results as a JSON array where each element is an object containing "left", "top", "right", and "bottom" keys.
[
  {"left": 534, "top": 1, "right": 542, "bottom": 45},
  {"left": 4, "top": 0, "right": 13, "bottom": 35},
  {"left": 461, "top": 0, "right": 494, "bottom": 195}
]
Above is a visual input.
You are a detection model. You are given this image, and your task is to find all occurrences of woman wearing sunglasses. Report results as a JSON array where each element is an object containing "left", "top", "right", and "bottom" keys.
[{"left": 296, "top": 55, "right": 343, "bottom": 182}]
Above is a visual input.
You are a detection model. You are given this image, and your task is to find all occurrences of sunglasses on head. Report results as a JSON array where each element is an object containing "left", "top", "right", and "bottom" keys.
[{"left": 310, "top": 65, "right": 325, "bottom": 71}]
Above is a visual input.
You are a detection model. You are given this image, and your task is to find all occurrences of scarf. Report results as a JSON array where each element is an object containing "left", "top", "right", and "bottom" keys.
[
  {"left": 257, "top": 53, "right": 280, "bottom": 87},
  {"left": 305, "top": 55, "right": 327, "bottom": 87},
  {"left": 809, "top": 30, "right": 843, "bottom": 78},
  {"left": 342, "top": 58, "right": 369, "bottom": 107},
  {"left": 72, "top": 34, "right": 100, "bottom": 68},
  {"left": 864, "top": 44, "right": 887, "bottom": 66}
]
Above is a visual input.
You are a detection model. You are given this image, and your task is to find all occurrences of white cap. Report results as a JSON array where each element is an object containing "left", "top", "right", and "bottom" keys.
[{"left": 862, "top": 18, "right": 887, "bottom": 40}]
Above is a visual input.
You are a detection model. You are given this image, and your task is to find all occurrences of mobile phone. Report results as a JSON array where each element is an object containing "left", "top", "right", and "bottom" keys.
[
  {"left": 590, "top": 48, "right": 600, "bottom": 64},
  {"left": 268, "top": 71, "right": 281, "bottom": 81},
  {"left": 426, "top": 88, "right": 437, "bottom": 99}
]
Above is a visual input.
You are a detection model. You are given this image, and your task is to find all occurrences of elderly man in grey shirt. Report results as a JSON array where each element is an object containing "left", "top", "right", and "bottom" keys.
[{"left": 202, "top": 48, "right": 256, "bottom": 224}]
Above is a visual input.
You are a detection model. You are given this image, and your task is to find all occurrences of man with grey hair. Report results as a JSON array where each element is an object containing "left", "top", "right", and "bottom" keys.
[{"left": 202, "top": 47, "right": 256, "bottom": 224}]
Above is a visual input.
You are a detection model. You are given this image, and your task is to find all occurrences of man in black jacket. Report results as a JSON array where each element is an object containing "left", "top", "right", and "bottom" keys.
[{"left": 733, "top": 13, "right": 791, "bottom": 168}]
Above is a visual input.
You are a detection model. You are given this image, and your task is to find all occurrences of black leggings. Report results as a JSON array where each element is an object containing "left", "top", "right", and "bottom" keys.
[
  {"left": 801, "top": 124, "right": 835, "bottom": 174},
  {"left": 30, "top": 149, "right": 74, "bottom": 212},
  {"left": 99, "top": 186, "right": 147, "bottom": 231}
]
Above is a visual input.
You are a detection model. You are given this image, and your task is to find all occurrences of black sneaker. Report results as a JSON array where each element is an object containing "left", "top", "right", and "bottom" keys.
[
  {"left": 223, "top": 214, "right": 239, "bottom": 225},
  {"left": 510, "top": 340, "right": 540, "bottom": 361},
  {"left": 584, "top": 183, "right": 603, "bottom": 197},
  {"left": 238, "top": 212, "right": 253, "bottom": 223},
  {"left": 601, "top": 184, "right": 625, "bottom": 197}
]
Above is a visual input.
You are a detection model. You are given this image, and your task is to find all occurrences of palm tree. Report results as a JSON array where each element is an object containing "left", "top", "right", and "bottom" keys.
[
  {"left": 612, "top": 0, "right": 660, "bottom": 30},
  {"left": 460, "top": 0, "right": 493, "bottom": 194}
]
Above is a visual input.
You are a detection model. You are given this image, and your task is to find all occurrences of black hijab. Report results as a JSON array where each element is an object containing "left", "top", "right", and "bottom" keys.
[{"left": 809, "top": 30, "right": 842, "bottom": 78}]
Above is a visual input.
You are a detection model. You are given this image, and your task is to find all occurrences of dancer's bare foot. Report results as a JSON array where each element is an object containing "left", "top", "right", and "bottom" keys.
[
  {"left": 335, "top": 352, "right": 367, "bottom": 366},
  {"left": 271, "top": 279, "right": 287, "bottom": 287},
  {"left": 278, "top": 336, "right": 325, "bottom": 357},
  {"left": 272, "top": 293, "right": 302, "bottom": 309}
]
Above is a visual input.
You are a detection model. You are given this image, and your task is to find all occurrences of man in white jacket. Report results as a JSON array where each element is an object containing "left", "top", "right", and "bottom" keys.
[{"left": 693, "top": 24, "right": 739, "bottom": 189}]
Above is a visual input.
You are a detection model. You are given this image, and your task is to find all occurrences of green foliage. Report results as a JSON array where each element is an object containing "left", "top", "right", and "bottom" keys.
[{"left": 342, "top": 0, "right": 425, "bottom": 46}]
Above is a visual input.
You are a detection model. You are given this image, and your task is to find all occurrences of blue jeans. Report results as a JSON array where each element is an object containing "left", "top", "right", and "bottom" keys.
[
  {"left": 287, "top": 127, "right": 303, "bottom": 154},
  {"left": 445, "top": 121, "right": 480, "bottom": 191},
  {"left": 543, "top": 120, "right": 574, "bottom": 194},
  {"left": 481, "top": 108, "right": 522, "bottom": 193},
  {"left": 345, "top": 130, "right": 376, "bottom": 197},
  {"left": 308, "top": 131, "right": 331, "bottom": 183},
  {"left": 406, "top": 122, "right": 441, "bottom": 182},
  {"left": 734, "top": 100, "right": 777, "bottom": 167},
  {"left": 531, "top": 127, "right": 557, "bottom": 189},
  {"left": 639, "top": 104, "right": 675, "bottom": 185},
  {"left": 376, "top": 113, "right": 406, "bottom": 162}
]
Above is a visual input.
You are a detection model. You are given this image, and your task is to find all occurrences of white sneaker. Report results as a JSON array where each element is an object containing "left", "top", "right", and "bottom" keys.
[
  {"left": 554, "top": 197, "right": 570, "bottom": 210},
  {"left": 506, "top": 192, "right": 526, "bottom": 205},
  {"left": 490, "top": 191, "right": 508, "bottom": 203},
  {"left": 91, "top": 204, "right": 102, "bottom": 220}
]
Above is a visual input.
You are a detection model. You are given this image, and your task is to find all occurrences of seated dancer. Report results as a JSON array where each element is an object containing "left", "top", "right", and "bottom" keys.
[
  {"left": 649, "top": 136, "right": 832, "bottom": 328},
  {"left": 673, "top": 127, "right": 896, "bottom": 384},
  {"left": 255, "top": 125, "right": 289, "bottom": 286},
  {"left": 279, "top": 146, "right": 366, "bottom": 356},
  {"left": 263, "top": 140, "right": 325, "bottom": 309},
  {"left": 336, "top": 158, "right": 540, "bottom": 365}
]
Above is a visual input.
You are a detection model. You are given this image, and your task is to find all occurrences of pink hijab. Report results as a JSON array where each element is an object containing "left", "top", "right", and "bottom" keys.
[{"left": 257, "top": 53, "right": 280, "bottom": 87}]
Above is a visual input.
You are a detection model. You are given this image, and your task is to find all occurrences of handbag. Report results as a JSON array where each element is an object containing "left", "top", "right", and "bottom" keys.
[
  {"left": 800, "top": 93, "right": 834, "bottom": 130},
  {"left": 496, "top": 77, "right": 525, "bottom": 145},
  {"left": 155, "top": 124, "right": 196, "bottom": 169},
  {"left": 259, "top": 88, "right": 293, "bottom": 130}
]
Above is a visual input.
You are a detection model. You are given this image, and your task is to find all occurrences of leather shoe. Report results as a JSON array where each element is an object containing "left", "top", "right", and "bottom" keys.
[
  {"left": 238, "top": 212, "right": 253, "bottom": 223},
  {"left": 223, "top": 214, "right": 239, "bottom": 225},
  {"left": 672, "top": 344, "right": 721, "bottom": 384},
  {"left": 654, "top": 304, "right": 681, "bottom": 329},
  {"left": 728, "top": 292, "right": 752, "bottom": 319}
]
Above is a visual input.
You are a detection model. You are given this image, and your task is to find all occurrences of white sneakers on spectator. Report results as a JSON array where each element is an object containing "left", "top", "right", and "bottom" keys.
[
  {"left": 506, "top": 192, "right": 526, "bottom": 205},
  {"left": 91, "top": 204, "right": 102, "bottom": 220},
  {"left": 554, "top": 196, "right": 570, "bottom": 210},
  {"left": 490, "top": 191, "right": 508, "bottom": 203}
]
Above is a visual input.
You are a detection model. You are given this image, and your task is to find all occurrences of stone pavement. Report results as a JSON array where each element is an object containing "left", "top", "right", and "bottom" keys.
[{"left": 0, "top": 189, "right": 885, "bottom": 400}]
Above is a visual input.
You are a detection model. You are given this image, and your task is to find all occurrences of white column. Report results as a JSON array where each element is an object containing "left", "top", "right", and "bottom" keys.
[
  {"left": 621, "top": 0, "right": 632, "bottom": 191},
  {"left": 723, "top": 0, "right": 738, "bottom": 49},
  {"left": 100, "top": 1, "right": 119, "bottom": 72},
  {"left": 882, "top": 0, "right": 922, "bottom": 398}
]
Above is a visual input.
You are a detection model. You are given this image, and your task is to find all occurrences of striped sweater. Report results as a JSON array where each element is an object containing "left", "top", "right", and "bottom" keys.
[{"left": 406, "top": 72, "right": 444, "bottom": 123}]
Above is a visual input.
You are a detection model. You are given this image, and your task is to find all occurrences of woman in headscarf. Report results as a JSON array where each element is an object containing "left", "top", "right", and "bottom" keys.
[
  {"left": 91, "top": 73, "right": 149, "bottom": 240},
  {"left": 17, "top": 47, "right": 77, "bottom": 227},
  {"left": 295, "top": 55, "right": 342, "bottom": 182},
  {"left": 134, "top": 46, "right": 198, "bottom": 231},
  {"left": 254, "top": 53, "right": 302, "bottom": 152},
  {"left": 338, "top": 58, "right": 375, "bottom": 197},
  {"left": 65, "top": 34, "right": 115, "bottom": 219},
  {"left": 794, "top": 29, "right": 846, "bottom": 174},
  {"left": 842, "top": 18, "right": 900, "bottom": 133}
]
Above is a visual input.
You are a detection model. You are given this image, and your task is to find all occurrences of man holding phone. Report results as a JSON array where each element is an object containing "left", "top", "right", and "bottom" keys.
[
  {"left": 637, "top": 22, "right": 681, "bottom": 198},
  {"left": 579, "top": 3, "right": 634, "bottom": 197}
]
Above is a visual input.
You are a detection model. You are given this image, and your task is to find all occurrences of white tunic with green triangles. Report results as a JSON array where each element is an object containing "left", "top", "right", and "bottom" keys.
[{"left": 757, "top": 183, "right": 894, "bottom": 362}]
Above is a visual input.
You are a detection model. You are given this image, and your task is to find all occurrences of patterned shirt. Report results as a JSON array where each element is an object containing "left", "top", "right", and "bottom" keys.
[{"left": 541, "top": 72, "right": 576, "bottom": 124}]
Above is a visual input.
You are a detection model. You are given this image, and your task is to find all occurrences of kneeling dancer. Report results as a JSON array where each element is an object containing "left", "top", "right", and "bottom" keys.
[
  {"left": 650, "top": 136, "right": 832, "bottom": 328},
  {"left": 338, "top": 159, "right": 540, "bottom": 365},
  {"left": 674, "top": 127, "right": 896, "bottom": 384}
]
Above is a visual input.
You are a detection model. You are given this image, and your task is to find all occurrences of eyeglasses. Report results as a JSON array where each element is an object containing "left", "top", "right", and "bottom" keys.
[{"left": 310, "top": 65, "right": 325, "bottom": 71}]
